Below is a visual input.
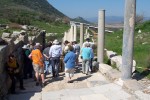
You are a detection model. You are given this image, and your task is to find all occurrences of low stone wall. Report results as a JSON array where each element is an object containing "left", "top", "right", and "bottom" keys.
[
  {"left": 0, "top": 30, "right": 46, "bottom": 97},
  {"left": 105, "top": 49, "right": 136, "bottom": 73}
]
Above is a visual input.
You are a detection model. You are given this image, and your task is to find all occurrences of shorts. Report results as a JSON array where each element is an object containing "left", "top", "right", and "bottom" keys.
[
  {"left": 33, "top": 63, "right": 44, "bottom": 74},
  {"left": 65, "top": 68, "right": 75, "bottom": 78}
]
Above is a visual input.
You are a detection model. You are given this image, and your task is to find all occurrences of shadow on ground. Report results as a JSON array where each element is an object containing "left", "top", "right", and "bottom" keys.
[
  {"left": 7, "top": 78, "right": 42, "bottom": 100},
  {"left": 132, "top": 68, "right": 150, "bottom": 81}
]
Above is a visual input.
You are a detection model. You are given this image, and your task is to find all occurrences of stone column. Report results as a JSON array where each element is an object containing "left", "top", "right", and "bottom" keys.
[
  {"left": 80, "top": 23, "right": 84, "bottom": 47},
  {"left": 67, "top": 27, "right": 72, "bottom": 42},
  {"left": 85, "top": 28, "right": 88, "bottom": 35},
  {"left": 87, "top": 27, "right": 90, "bottom": 38},
  {"left": 121, "top": 0, "right": 136, "bottom": 80},
  {"left": 97, "top": 10, "right": 105, "bottom": 63},
  {"left": 73, "top": 24, "right": 77, "bottom": 41},
  {"left": 86, "top": 29, "right": 88, "bottom": 34},
  {"left": 63, "top": 32, "right": 67, "bottom": 41},
  {"left": 71, "top": 25, "right": 74, "bottom": 41},
  {"left": 66, "top": 31, "right": 70, "bottom": 41}
]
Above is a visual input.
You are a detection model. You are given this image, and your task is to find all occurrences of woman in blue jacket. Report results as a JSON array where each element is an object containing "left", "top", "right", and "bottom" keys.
[
  {"left": 64, "top": 45, "right": 76, "bottom": 83},
  {"left": 81, "top": 43, "right": 93, "bottom": 75}
]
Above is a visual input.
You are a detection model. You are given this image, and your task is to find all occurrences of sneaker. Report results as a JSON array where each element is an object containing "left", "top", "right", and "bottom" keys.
[
  {"left": 86, "top": 73, "right": 90, "bottom": 75},
  {"left": 67, "top": 81, "right": 73, "bottom": 83},
  {"left": 81, "top": 71, "right": 85, "bottom": 74}
]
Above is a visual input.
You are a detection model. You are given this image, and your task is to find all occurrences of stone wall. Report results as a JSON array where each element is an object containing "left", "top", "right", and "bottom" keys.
[
  {"left": 0, "top": 38, "right": 26, "bottom": 97},
  {"left": 0, "top": 30, "right": 46, "bottom": 97}
]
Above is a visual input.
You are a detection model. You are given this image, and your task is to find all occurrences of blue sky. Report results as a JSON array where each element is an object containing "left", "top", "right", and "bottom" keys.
[{"left": 48, "top": 0, "right": 150, "bottom": 18}]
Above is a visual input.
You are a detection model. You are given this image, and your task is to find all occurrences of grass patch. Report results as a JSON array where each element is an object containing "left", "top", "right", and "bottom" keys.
[
  {"left": 105, "top": 31, "right": 123, "bottom": 55},
  {"left": 105, "top": 20, "right": 150, "bottom": 79},
  {"left": 31, "top": 21, "right": 70, "bottom": 41},
  {"left": 31, "top": 21, "right": 70, "bottom": 34},
  {"left": 0, "top": 18, "right": 10, "bottom": 24}
]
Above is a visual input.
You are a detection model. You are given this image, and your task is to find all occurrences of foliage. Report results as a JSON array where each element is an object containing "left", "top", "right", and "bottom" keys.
[
  {"left": 0, "top": 19, "right": 10, "bottom": 24},
  {"left": 135, "top": 20, "right": 150, "bottom": 32}
]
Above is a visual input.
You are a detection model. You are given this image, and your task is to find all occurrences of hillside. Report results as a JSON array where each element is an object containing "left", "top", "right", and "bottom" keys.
[
  {"left": 0, "top": 0, "right": 70, "bottom": 24},
  {"left": 71, "top": 16, "right": 91, "bottom": 24}
]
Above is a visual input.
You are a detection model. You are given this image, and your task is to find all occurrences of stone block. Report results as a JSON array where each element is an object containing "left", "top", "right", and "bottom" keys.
[
  {"left": 21, "top": 25, "right": 28, "bottom": 30},
  {"left": 99, "top": 64, "right": 112, "bottom": 75},
  {"left": 106, "top": 50, "right": 117, "bottom": 59},
  {"left": 135, "top": 91, "right": 150, "bottom": 100},
  {"left": 11, "top": 31, "right": 21, "bottom": 38},
  {"left": 2, "top": 38, "right": 11, "bottom": 44},
  {"left": 110, "top": 55, "right": 136, "bottom": 73},
  {"left": 105, "top": 69, "right": 121, "bottom": 81},
  {"left": 20, "top": 30, "right": 26, "bottom": 35},
  {"left": 18, "top": 34, "right": 28, "bottom": 43},
  {"left": 123, "top": 79, "right": 146, "bottom": 93},
  {"left": 2, "top": 32, "right": 11, "bottom": 38},
  {"left": 110, "top": 55, "right": 122, "bottom": 66}
]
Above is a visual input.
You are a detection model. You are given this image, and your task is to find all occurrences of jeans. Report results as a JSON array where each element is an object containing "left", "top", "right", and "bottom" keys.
[
  {"left": 82, "top": 59, "right": 90, "bottom": 74},
  {"left": 44, "top": 60, "right": 52, "bottom": 75},
  {"left": 51, "top": 57, "right": 60, "bottom": 77}
]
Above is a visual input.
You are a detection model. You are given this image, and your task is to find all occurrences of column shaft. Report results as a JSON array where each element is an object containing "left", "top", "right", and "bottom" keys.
[
  {"left": 97, "top": 10, "right": 105, "bottom": 63},
  {"left": 80, "top": 23, "right": 84, "bottom": 47},
  {"left": 74, "top": 25, "right": 77, "bottom": 41},
  {"left": 122, "top": 0, "right": 136, "bottom": 80}
]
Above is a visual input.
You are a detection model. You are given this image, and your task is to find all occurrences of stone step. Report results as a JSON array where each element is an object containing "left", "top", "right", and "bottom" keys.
[{"left": 42, "top": 83, "right": 132, "bottom": 100}]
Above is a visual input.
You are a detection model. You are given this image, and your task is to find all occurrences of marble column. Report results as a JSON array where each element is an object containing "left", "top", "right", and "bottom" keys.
[
  {"left": 80, "top": 23, "right": 84, "bottom": 47},
  {"left": 97, "top": 10, "right": 105, "bottom": 63},
  {"left": 73, "top": 24, "right": 77, "bottom": 41},
  {"left": 71, "top": 25, "right": 74, "bottom": 41},
  {"left": 63, "top": 32, "right": 67, "bottom": 41},
  {"left": 121, "top": 0, "right": 136, "bottom": 80}
]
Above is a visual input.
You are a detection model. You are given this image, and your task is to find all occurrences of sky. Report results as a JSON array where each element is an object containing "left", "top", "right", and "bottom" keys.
[{"left": 48, "top": 0, "right": 150, "bottom": 19}]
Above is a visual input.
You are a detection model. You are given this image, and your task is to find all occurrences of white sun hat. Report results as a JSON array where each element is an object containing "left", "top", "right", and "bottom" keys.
[{"left": 22, "top": 45, "right": 28, "bottom": 49}]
